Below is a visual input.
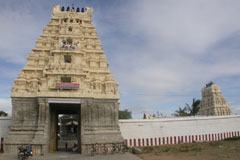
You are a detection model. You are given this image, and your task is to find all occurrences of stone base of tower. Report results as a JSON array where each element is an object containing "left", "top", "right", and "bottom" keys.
[
  {"left": 4, "top": 97, "right": 44, "bottom": 154},
  {"left": 5, "top": 97, "right": 123, "bottom": 155},
  {"left": 81, "top": 130, "right": 123, "bottom": 154}
]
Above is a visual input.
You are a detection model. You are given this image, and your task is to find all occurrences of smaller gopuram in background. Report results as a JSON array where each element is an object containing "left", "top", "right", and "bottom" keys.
[{"left": 198, "top": 82, "right": 232, "bottom": 116}]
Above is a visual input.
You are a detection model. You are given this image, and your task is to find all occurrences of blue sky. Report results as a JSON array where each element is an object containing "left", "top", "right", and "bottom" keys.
[{"left": 0, "top": 0, "right": 240, "bottom": 118}]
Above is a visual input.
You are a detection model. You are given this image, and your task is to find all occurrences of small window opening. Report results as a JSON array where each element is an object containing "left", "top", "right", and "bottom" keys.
[
  {"left": 79, "top": 20, "right": 82, "bottom": 24},
  {"left": 64, "top": 18, "right": 67, "bottom": 23},
  {"left": 66, "top": 38, "right": 72, "bottom": 45},
  {"left": 64, "top": 55, "right": 72, "bottom": 63},
  {"left": 68, "top": 26, "right": 72, "bottom": 32},
  {"left": 62, "top": 40, "right": 66, "bottom": 45},
  {"left": 70, "top": 19, "right": 73, "bottom": 23},
  {"left": 61, "top": 77, "right": 71, "bottom": 83}
]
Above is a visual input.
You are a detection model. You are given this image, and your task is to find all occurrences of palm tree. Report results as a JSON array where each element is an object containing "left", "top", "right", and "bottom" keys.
[
  {"left": 173, "top": 107, "right": 189, "bottom": 117},
  {"left": 173, "top": 98, "right": 201, "bottom": 117},
  {"left": 186, "top": 98, "right": 201, "bottom": 116}
]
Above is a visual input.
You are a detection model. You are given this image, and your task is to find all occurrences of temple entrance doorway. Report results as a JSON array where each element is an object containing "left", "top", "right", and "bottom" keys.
[{"left": 49, "top": 103, "right": 81, "bottom": 153}]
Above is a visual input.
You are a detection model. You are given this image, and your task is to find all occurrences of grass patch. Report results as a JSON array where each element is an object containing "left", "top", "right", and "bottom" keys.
[
  {"left": 209, "top": 141, "right": 222, "bottom": 146},
  {"left": 191, "top": 146, "right": 202, "bottom": 152},
  {"left": 179, "top": 147, "right": 189, "bottom": 152},
  {"left": 142, "top": 146, "right": 154, "bottom": 153},
  {"left": 137, "top": 138, "right": 240, "bottom": 160},
  {"left": 224, "top": 137, "right": 240, "bottom": 141},
  {"left": 163, "top": 147, "right": 170, "bottom": 152}
]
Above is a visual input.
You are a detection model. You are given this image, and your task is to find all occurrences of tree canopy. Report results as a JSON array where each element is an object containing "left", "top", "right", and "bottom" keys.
[
  {"left": 0, "top": 110, "right": 8, "bottom": 117},
  {"left": 173, "top": 98, "right": 201, "bottom": 117},
  {"left": 119, "top": 109, "right": 132, "bottom": 119}
]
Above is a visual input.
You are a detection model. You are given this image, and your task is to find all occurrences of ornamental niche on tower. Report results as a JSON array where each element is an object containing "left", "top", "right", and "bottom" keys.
[{"left": 5, "top": 5, "right": 123, "bottom": 154}]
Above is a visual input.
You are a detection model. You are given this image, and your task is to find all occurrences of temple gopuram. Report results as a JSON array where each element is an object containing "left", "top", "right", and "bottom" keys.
[
  {"left": 5, "top": 5, "right": 123, "bottom": 154},
  {"left": 198, "top": 82, "right": 232, "bottom": 116}
]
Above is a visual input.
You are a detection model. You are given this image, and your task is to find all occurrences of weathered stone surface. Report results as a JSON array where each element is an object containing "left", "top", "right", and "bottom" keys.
[
  {"left": 5, "top": 5, "right": 123, "bottom": 155},
  {"left": 198, "top": 82, "right": 232, "bottom": 116}
]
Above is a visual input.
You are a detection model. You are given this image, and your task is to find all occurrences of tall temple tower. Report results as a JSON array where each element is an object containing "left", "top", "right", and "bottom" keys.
[
  {"left": 198, "top": 82, "right": 232, "bottom": 116},
  {"left": 5, "top": 5, "right": 123, "bottom": 154}
]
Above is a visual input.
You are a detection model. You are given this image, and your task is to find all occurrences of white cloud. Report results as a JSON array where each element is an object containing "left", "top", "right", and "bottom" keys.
[
  {"left": 0, "top": 3, "right": 47, "bottom": 64},
  {"left": 96, "top": 0, "right": 240, "bottom": 116}
]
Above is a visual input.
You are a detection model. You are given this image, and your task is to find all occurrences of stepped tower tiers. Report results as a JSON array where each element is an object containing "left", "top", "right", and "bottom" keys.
[
  {"left": 5, "top": 5, "right": 123, "bottom": 154},
  {"left": 198, "top": 82, "right": 232, "bottom": 116}
]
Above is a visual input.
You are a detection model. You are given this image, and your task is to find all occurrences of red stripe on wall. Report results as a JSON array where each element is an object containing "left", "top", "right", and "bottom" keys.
[
  {"left": 125, "top": 131, "right": 240, "bottom": 148},
  {"left": 124, "top": 139, "right": 128, "bottom": 146}
]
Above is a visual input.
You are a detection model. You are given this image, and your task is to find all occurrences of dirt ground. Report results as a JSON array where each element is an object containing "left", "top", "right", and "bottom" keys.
[
  {"left": 0, "top": 152, "right": 142, "bottom": 160},
  {"left": 137, "top": 137, "right": 240, "bottom": 160}
]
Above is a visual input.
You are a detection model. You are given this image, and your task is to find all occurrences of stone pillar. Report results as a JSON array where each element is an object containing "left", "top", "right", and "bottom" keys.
[
  {"left": 5, "top": 98, "right": 38, "bottom": 153},
  {"left": 32, "top": 98, "right": 49, "bottom": 154},
  {"left": 80, "top": 99, "right": 123, "bottom": 154}
]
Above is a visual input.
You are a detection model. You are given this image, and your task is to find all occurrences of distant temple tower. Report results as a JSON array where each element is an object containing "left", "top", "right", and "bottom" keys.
[
  {"left": 198, "top": 82, "right": 232, "bottom": 116},
  {"left": 5, "top": 5, "right": 123, "bottom": 154}
]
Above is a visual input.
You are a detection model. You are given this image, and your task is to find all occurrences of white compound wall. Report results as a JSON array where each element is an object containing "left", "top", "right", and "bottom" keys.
[
  {"left": 119, "top": 115, "right": 240, "bottom": 147},
  {"left": 1, "top": 116, "right": 240, "bottom": 147},
  {"left": 0, "top": 117, "right": 11, "bottom": 140}
]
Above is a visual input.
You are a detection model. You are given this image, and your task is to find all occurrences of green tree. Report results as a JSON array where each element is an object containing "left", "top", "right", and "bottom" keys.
[
  {"left": 119, "top": 109, "right": 132, "bottom": 119},
  {"left": 173, "top": 98, "right": 201, "bottom": 117},
  {"left": 187, "top": 98, "right": 201, "bottom": 116},
  {"left": 0, "top": 110, "right": 8, "bottom": 117},
  {"left": 173, "top": 107, "right": 189, "bottom": 117}
]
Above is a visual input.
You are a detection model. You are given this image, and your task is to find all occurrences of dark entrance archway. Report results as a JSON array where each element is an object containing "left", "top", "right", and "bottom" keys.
[{"left": 49, "top": 103, "right": 81, "bottom": 153}]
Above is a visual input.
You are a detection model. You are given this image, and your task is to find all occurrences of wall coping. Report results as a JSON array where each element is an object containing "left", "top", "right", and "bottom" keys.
[{"left": 119, "top": 115, "right": 240, "bottom": 123}]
